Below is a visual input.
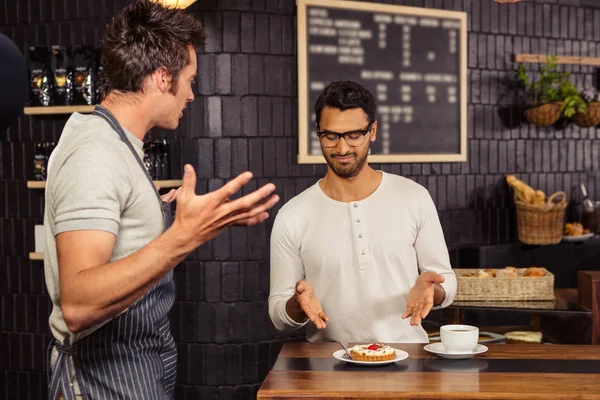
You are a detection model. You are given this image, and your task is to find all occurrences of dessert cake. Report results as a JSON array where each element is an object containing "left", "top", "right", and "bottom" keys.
[{"left": 349, "top": 342, "right": 396, "bottom": 361}]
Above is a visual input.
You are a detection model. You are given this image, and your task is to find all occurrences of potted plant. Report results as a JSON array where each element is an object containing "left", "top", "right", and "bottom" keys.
[
  {"left": 517, "top": 55, "right": 569, "bottom": 126},
  {"left": 573, "top": 87, "right": 600, "bottom": 128},
  {"left": 557, "top": 78, "right": 587, "bottom": 121}
]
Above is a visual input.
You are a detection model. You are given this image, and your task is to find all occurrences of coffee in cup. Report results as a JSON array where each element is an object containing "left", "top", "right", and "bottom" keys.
[{"left": 440, "top": 324, "right": 479, "bottom": 354}]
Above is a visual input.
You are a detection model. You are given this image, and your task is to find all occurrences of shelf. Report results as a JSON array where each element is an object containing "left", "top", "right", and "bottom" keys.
[
  {"left": 27, "top": 179, "right": 182, "bottom": 189},
  {"left": 24, "top": 105, "right": 95, "bottom": 115},
  {"left": 514, "top": 53, "right": 600, "bottom": 66},
  {"left": 29, "top": 252, "right": 44, "bottom": 260},
  {"left": 154, "top": 180, "right": 183, "bottom": 188},
  {"left": 27, "top": 181, "right": 46, "bottom": 189},
  {"left": 449, "top": 289, "right": 591, "bottom": 315}
]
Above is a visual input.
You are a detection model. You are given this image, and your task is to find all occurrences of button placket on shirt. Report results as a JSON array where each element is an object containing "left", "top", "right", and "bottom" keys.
[{"left": 350, "top": 202, "right": 370, "bottom": 270}]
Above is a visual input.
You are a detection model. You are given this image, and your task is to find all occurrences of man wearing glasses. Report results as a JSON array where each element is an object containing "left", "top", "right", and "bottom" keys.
[{"left": 268, "top": 81, "right": 456, "bottom": 343}]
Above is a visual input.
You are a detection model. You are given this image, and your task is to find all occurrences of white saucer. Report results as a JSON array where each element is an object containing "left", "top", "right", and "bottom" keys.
[
  {"left": 563, "top": 233, "right": 594, "bottom": 242},
  {"left": 332, "top": 349, "right": 409, "bottom": 365},
  {"left": 423, "top": 343, "right": 488, "bottom": 359}
]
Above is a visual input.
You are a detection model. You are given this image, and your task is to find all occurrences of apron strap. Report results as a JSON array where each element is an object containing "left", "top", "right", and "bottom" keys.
[
  {"left": 93, "top": 105, "right": 173, "bottom": 228},
  {"left": 47, "top": 338, "right": 78, "bottom": 400}
]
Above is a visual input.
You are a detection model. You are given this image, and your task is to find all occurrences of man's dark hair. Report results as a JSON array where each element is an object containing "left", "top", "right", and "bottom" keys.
[
  {"left": 100, "top": 0, "right": 206, "bottom": 97},
  {"left": 314, "top": 81, "right": 377, "bottom": 129}
]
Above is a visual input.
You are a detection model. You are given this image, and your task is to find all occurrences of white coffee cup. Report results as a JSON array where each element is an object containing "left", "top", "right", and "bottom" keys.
[{"left": 440, "top": 324, "right": 479, "bottom": 354}]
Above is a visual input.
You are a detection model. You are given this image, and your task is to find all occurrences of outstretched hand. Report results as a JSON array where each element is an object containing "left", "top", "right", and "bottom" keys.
[
  {"left": 402, "top": 272, "right": 445, "bottom": 326},
  {"left": 172, "top": 164, "right": 280, "bottom": 250}
]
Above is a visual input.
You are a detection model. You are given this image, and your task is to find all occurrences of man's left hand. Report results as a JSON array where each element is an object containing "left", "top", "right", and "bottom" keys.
[{"left": 402, "top": 272, "right": 445, "bottom": 326}]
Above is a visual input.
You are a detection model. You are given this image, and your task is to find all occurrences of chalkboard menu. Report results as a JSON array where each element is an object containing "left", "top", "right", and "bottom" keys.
[{"left": 297, "top": 0, "right": 467, "bottom": 164}]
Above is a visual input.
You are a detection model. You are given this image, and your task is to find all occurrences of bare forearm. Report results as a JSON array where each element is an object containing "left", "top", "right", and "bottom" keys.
[
  {"left": 433, "top": 283, "right": 445, "bottom": 306},
  {"left": 285, "top": 295, "right": 308, "bottom": 324},
  {"left": 62, "top": 225, "right": 192, "bottom": 332}
]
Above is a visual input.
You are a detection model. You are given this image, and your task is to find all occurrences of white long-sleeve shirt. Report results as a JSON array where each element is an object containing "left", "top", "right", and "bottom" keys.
[{"left": 268, "top": 171, "right": 456, "bottom": 343}]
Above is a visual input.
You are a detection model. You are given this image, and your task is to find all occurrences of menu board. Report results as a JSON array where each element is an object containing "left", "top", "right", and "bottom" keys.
[{"left": 297, "top": 0, "right": 467, "bottom": 164}]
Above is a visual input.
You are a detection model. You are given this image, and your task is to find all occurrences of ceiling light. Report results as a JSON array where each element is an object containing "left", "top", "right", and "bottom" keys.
[{"left": 154, "top": 0, "right": 197, "bottom": 9}]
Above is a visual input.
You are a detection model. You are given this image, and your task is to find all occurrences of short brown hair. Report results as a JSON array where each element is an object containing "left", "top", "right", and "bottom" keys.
[
  {"left": 315, "top": 81, "right": 376, "bottom": 129},
  {"left": 100, "top": 0, "right": 206, "bottom": 97}
]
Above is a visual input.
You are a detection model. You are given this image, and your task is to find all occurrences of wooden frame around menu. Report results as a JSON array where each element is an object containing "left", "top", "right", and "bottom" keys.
[{"left": 296, "top": 0, "right": 468, "bottom": 164}]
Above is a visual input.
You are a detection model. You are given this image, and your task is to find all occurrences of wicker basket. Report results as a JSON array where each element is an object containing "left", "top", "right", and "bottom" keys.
[
  {"left": 515, "top": 191, "right": 567, "bottom": 245},
  {"left": 573, "top": 102, "right": 600, "bottom": 128},
  {"left": 523, "top": 102, "right": 562, "bottom": 126},
  {"left": 455, "top": 268, "right": 555, "bottom": 301}
]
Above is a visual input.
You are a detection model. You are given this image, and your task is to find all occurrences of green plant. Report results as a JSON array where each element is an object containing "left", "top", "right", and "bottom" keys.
[
  {"left": 517, "top": 55, "right": 565, "bottom": 105},
  {"left": 516, "top": 54, "right": 587, "bottom": 117},
  {"left": 559, "top": 79, "right": 587, "bottom": 117}
]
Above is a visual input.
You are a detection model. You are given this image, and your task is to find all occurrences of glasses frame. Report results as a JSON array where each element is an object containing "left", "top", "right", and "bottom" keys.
[{"left": 316, "top": 122, "right": 373, "bottom": 148}]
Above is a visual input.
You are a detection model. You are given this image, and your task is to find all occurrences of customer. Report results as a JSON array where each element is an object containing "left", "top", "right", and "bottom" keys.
[{"left": 269, "top": 81, "right": 455, "bottom": 343}]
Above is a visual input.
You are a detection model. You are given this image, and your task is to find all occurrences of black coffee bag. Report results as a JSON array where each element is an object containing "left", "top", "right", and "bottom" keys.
[
  {"left": 72, "top": 45, "right": 98, "bottom": 105},
  {"left": 28, "top": 46, "right": 53, "bottom": 106},
  {"left": 51, "top": 45, "right": 73, "bottom": 105}
]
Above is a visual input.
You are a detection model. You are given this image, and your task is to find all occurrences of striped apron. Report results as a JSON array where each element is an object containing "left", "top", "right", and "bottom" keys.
[{"left": 47, "top": 106, "right": 177, "bottom": 400}]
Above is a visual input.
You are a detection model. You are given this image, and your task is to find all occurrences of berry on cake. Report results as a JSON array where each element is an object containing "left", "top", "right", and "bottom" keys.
[{"left": 349, "top": 342, "right": 396, "bottom": 361}]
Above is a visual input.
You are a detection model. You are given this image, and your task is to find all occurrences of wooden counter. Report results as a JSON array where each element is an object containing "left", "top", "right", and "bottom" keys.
[{"left": 258, "top": 342, "right": 600, "bottom": 399}]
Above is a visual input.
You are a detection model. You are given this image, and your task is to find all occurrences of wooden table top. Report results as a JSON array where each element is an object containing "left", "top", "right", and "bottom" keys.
[{"left": 257, "top": 342, "right": 600, "bottom": 399}]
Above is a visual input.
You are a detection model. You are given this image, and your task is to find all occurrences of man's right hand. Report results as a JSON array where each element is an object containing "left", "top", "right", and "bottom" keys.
[
  {"left": 172, "top": 164, "right": 280, "bottom": 252},
  {"left": 290, "top": 280, "right": 329, "bottom": 329}
]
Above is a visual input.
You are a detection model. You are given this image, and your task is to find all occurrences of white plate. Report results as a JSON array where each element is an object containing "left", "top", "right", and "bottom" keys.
[
  {"left": 562, "top": 233, "right": 594, "bottom": 242},
  {"left": 332, "top": 349, "right": 409, "bottom": 365},
  {"left": 423, "top": 343, "right": 488, "bottom": 359},
  {"left": 428, "top": 331, "right": 504, "bottom": 344}
]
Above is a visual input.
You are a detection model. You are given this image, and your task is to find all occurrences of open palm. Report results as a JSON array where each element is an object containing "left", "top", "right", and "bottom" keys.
[
  {"left": 295, "top": 280, "right": 329, "bottom": 329},
  {"left": 402, "top": 272, "right": 445, "bottom": 326}
]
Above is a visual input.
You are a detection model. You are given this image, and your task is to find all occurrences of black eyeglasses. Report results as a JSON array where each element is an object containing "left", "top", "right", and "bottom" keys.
[{"left": 316, "top": 122, "right": 373, "bottom": 148}]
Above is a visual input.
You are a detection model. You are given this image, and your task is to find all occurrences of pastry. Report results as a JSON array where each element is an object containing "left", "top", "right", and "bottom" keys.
[
  {"left": 497, "top": 269, "right": 518, "bottom": 278},
  {"left": 349, "top": 342, "right": 396, "bottom": 361},
  {"left": 462, "top": 269, "right": 504, "bottom": 278},
  {"left": 564, "top": 222, "right": 590, "bottom": 236},
  {"left": 505, "top": 331, "right": 543, "bottom": 344},
  {"left": 506, "top": 175, "right": 536, "bottom": 204},
  {"left": 534, "top": 190, "right": 546, "bottom": 205},
  {"left": 476, "top": 270, "right": 491, "bottom": 279},
  {"left": 523, "top": 267, "right": 545, "bottom": 277},
  {"left": 484, "top": 268, "right": 497, "bottom": 277}
]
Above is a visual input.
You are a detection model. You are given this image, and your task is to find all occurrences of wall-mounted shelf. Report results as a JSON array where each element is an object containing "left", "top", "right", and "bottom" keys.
[
  {"left": 27, "top": 181, "right": 46, "bottom": 189},
  {"left": 515, "top": 53, "right": 600, "bottom": 66},
  {"left": 27, "top": 179, "right": 182, "bottom": 189},
  {"left": 153, "top": 180, "right": 183, "bottom": 189},
  {"left": 24, "top": 105, "right": 95, "bottom": 115},
  {"left": 29, "top": 252, "right": 44, "bottom": 260}
]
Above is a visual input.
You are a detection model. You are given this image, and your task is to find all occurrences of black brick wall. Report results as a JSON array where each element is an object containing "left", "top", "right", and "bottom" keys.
[{"left": 2, "top": 0, "right": 600, "bottom": 398}]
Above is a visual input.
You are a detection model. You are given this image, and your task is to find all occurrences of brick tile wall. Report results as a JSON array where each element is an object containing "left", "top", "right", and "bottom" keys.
[{"left": 2, "top": 0, "right": 600, "bottom": 398}]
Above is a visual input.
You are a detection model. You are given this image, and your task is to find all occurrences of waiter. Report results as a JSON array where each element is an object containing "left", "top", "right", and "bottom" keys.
[{"left": 44, "top": 2, "right": 279, "bottom": 399}]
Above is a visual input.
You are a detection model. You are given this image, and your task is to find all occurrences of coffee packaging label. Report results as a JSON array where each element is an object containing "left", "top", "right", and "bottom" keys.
[{"left": 28, "top": 46, "right": 54, "bottom": 106}]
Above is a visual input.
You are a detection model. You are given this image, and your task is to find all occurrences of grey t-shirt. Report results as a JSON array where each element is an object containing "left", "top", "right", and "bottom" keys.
[{"left": 44, "top": 112, "right": 164, "bottom": 343}]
